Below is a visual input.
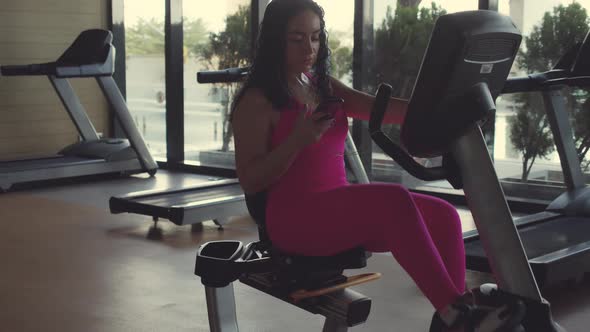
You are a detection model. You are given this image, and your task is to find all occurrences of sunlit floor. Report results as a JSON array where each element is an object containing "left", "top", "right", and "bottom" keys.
[{"left": 1, "top": 170, "right": 589, "bottom": 331}]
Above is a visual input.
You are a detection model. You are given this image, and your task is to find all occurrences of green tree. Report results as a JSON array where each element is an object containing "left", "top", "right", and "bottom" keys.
[
  {"left": 125, "top": 17, "right": 208, "bottom": 56},
  {"left": 509, "top": 3, "right": 589, "bottom": 179},
  {"left": 398, "top": 0, "right": 422, "bottom": 7},
  {"left": 509, "top": 93, "right": 555, "bottom": 181},
  {"left": 373, "top": 3, "right": 445, "bottom": 99},
  {"left": 125, "top": 18, "right": 165, "bottom": 55},
  {"left": 184, "top": 18, "right": 210, "bottom": 57},
  {"left": 574, "top": 93, "right": 590, "bottom": 169},
  {"left": 517, "top": 3, "right": 589, "bottom": 73},
  {"left": 372, "top": 3, "right": 445, "bottom": 143},
  {"left": 328, "top": 29, "right": 353, "bottom": 80},
  {"left": 200, "top": 5, "right": 251, "bottom": 152}
]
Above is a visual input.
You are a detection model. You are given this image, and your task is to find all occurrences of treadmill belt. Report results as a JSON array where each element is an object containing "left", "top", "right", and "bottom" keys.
[{"left": 132, "top": 184, "right": 244, "bottom": 207}]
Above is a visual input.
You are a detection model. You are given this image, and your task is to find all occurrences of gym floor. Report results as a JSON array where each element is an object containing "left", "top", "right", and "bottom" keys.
[{"left": 1, "top": 171, "right": 590, "bottom": 331}]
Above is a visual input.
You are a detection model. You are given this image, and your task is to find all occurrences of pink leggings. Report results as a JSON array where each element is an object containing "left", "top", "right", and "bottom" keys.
[{"left": 266, "top": 183, "right": 465, "bottom": 310}]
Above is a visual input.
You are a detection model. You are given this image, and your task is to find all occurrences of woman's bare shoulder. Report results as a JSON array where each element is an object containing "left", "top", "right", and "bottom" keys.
[
  {"left": 233, "top": 87, "right": 280, "bottom": 130},
  {"left": 235, "top": 87, "right": 272, "bottom": 116}
]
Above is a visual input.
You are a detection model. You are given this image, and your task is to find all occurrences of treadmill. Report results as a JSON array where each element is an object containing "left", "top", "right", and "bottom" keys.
[
  {"left": 0, "top": 29, "right": 157, "bottom": 191},
  {"left": 108, "top": 69, "right": 251, "bottom": 234},
  {"left": 110, "top": 178, "right": 248, "bottom": 231},
  {"left": 465, "top": 29, "right": 590, "bottom": 288}
]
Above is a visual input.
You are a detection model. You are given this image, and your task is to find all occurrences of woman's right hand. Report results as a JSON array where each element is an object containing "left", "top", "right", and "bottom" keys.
[{"left": 290, "top": 105, "right": 335, "bottom": 148}]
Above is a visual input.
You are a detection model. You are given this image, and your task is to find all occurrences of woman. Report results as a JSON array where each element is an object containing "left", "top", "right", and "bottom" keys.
[{"left": 231, "top": 0, "right": 515, "bottom": 330}]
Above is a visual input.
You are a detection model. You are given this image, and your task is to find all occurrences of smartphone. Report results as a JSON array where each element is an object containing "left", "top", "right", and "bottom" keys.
[{"left": 315, "top": 96, "right": 344, "bottom": 120}]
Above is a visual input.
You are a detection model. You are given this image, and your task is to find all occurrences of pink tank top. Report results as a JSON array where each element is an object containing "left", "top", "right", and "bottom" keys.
[{"left": 267, "top": 97, "right": 350, "bottom": 205}]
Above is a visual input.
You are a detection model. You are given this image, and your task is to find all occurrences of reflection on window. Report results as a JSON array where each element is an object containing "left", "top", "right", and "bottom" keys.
[
  {"left": 183, "top": 0, "right": 250, "bottom": 167},
  {"left": 494, "top": 0, "right": 590, "bottom": 198},
  {"left": 369, "top": 1, "right": 476, "bottom": 191},
  {"left": 124, "top": 0, "right": 166, "bottom": 159}
]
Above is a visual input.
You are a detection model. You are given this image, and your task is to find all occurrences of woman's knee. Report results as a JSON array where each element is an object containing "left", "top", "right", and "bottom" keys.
[
  {"left": 377, "top": 184, "right": 416, "bottom": 207},
  {"left": 413, "top": 194, "right": 462, "bottom": 230}
]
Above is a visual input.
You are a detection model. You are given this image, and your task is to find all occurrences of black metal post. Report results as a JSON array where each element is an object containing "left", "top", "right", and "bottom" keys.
[
  {"left": 479, "top": 1, "right": 500, "bottom": 159},
  {"left": 165, "top": 0, "right": 185, "bottom": 163},
  {"left": 479, "top": 0, "right": 499, "bottom": 11},
  {"left": 107, "top": 0, "right": 126, "bottom": 138},
  {"left": 352, "top": 0, "right": 374, "bottom": 179}
]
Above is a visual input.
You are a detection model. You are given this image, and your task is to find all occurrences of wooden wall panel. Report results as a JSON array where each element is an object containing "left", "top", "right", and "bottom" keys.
[{"left": 0, "top": 0, "right": 110, "bottom": 159}]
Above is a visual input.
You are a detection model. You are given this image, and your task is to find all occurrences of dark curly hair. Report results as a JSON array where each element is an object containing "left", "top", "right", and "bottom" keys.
[{"left": 231, "top": 0, "right": 332, "bottom": 117}]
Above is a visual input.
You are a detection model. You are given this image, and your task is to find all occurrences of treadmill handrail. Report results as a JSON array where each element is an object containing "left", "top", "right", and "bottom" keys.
[
  {"left": 197, "top": 67, "right": 248, "bottom": 83},
  {"left": 175, "top": 194, "right": 245, "bottom": 209},
  {"left": 1, "top": 63, "right": 56, "bottom": 76},
  {"left": 503, "top": 70, "right": 590, "bottom": 94}
]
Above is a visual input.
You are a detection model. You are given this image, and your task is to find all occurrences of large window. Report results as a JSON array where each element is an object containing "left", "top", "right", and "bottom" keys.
[
  {"left": 183, "top": 0, "right": 251, "bottom": 167},
  {"left": 494, "top": 0, "right": 590, "bottom": 201},
  {"left": 124, "top": 0, "right": 167, "bottom": 159},
  {"left": 369, "top": 1, "right": 478, "bottom": 191},
  {"left": 118, "top": 1, "right": 590, "bottom": 205}
]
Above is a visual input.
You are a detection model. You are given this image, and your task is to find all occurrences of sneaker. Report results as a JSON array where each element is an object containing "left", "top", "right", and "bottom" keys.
[
  {"left": 473, "top": 304, "right": 524, "bottom": 331},
  {"left": 429, "top": 289, "right": 525, "bottom": 332}
]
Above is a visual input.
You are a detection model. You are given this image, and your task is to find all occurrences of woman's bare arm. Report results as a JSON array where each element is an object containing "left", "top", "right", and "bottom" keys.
[
  {"left": 232, "top": 88, "right": 303, "bottom": 194},
  {"left": 330, "top": 76, "right": 408, "bottom": 124}
]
